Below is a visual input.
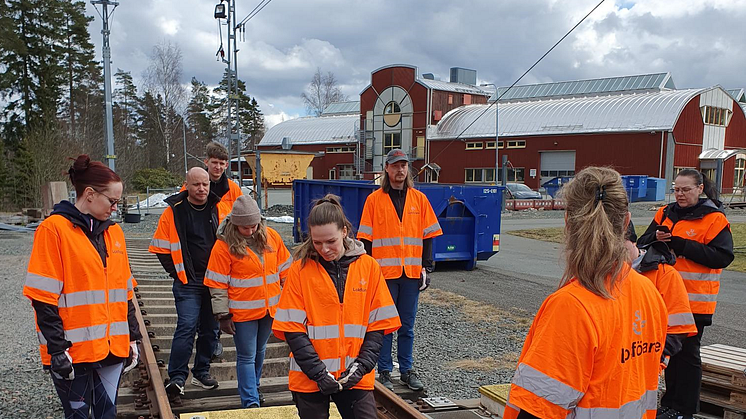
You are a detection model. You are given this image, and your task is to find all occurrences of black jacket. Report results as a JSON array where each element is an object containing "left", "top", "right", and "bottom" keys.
[
  {"left": 637, "top": 199, "right": 734, "bottom": 270},
  {"left": 285, "top": 238, "right": 384, "bottom": 382},
  {"left": 156, "top": 190, "right": 222, "bottom": 285},
  {"left": 32, "top": 201, "right": 142, "bottom": 367}
]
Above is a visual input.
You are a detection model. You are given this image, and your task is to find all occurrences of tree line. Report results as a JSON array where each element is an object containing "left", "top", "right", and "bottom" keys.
[{"left": 0, "top": 0, "right": 265, "bottom": 210}]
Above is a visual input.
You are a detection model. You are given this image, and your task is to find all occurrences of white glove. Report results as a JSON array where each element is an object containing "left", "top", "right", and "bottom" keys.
[
  {"left": 123, "top": 342, "right": 139, "bottom": 373},
  {"left": 419, "top": 268, "right": 430, "bottom": 291}
]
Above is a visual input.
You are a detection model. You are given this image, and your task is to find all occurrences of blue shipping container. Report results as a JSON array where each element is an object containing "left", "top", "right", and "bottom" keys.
[
  {"left": 293, "top": 180, "right": 503, "bottom": 270},
  {"left": 644, "top": 177, "right": 667, "bottom": 202}
]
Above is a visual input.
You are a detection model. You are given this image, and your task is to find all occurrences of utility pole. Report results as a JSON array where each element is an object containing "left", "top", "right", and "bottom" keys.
[
  {"left": 92, "top": 0, "right": 119, "bottom": 171},
  {"left": 230, "top": 0, "right": 242, "bottom": 185}
]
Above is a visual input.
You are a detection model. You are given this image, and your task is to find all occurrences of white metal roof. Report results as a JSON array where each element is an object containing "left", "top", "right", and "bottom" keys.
[
  {"left": 727, "top": 88, "right": 745, "bottom": 102},
  {"left": 429, "top": 88, "right": 711, "bottom": 140},
  {"left": 418, "top": 79, "right": 490, "bottom": 96},
  {"left": 259, "top": 114, "right": 359, "bottom": 146},
  {"left": 699, "top": 148, "right": 743, "bottom": 160},
  {"left": 322, "top": 101, "right": 360, "bottom": 115}
]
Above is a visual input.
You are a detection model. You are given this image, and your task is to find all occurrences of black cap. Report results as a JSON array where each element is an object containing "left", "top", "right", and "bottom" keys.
[{"left": 385, "top": 149, "right": 409, "bottom": 165}]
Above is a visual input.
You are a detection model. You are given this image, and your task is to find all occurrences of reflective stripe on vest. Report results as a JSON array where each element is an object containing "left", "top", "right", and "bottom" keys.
[
  {"left": 369, "top": 305, "right": 399, "bottom": 324},
  {"left": 275, "top": 308, "right": 307, "bottom": 324},
  {"left": 344, "top": 324, "right": 367, "bottom": 339},
  {"left": 376, "top": 257, "right": 422, "bottom": 267},
  {"left": 668, "top": 312, "right": 695, "bottom": 327},
  {"left": 57, "top": 289, "right": 127, "bottom": 308},
  {"left": 358, "top": 225, "right": 372, "bottom": 236},
  {"left": 688, "top": 293, "right": 718, "bottom": 302},
  {"left": 205, "top": 269, "right": 229, "bottom": 284},
  {"left": 25, "top": 272, "right": 63, "bottom": 295},
  {"left": 228, "top": 294, "right": 280, "bottom": 310},
  {"left": 679, "top": 272, "right": 720, "bottom": 282},
  {"left": 512, "top": 363, "right": 584, "bottom": 410},
  {"left": 127, "top": 276, "right": 135, "bottom": 292},
  {"left": 278, "top": 256, "right": 293, "bottom": 272},
  {"left": 307, "top": 325, "right": 339, "bottom": 340},
  {"left": 37, "top": 321, "right": 129, "bottom": 345},
  {"left": 568, "top": 389, "right": 657, "bottom": 419},
  {"left": 373, "top": 237, "right": 401, "bottom": 248},
  {"left": 150, "top": 238, "right": 181, "bottom": 252},
  {"left": 423, "top": 222, "right": 441, "bottom": 237},
  {"left": 290, "top": 357, "right": 341, "bottom": 373}
]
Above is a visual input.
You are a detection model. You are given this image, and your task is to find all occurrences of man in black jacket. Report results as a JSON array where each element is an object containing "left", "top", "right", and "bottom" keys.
[{"left": 151, "top": 168, "right": 224, "bottom": 396}]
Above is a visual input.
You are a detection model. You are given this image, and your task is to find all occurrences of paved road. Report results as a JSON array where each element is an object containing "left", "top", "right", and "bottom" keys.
[{"left": 432, "top": 216, "right": 746, "bottom": 348}]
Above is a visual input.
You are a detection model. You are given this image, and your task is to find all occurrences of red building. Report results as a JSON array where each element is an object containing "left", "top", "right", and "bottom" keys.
[{"left": 260, "top": 66, "right": 746, "bottom": 193}]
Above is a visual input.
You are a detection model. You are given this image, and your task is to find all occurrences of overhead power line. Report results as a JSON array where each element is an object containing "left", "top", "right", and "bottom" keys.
[{"left": 237, "top": 0, "right": 274, "bottom": 28}]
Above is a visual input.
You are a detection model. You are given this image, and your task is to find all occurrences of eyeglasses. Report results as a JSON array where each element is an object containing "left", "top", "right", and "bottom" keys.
[
  {"left": 673, "top": 186, "right": 697, "bottom": 194},
  {"left": 93, "top": 188, "right": 121, "bottom": 207}
]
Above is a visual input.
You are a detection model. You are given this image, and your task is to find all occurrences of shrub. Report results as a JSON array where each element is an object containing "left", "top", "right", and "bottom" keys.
[{"left": 131, "top": 168, "right": 182, "bottom": 191}]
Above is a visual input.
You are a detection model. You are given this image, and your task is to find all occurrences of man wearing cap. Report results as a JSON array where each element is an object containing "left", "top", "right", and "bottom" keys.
[
  {"left": 149, "top": 167, "right": 222, "bottom": 396},
  {"left": 357, "top": 149, "right": 443, "bottom": 391}
]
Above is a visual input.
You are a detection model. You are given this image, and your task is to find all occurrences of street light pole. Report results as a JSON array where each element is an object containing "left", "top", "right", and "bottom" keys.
[
  {"left": 182, "top": 117, "right": 187, "bottom": 174},
  {"left": 92, "top": 0, "right": 119, "bottom": 171},
  {"left": 481, "top": 83, "right": 505, "bottom": 211}
]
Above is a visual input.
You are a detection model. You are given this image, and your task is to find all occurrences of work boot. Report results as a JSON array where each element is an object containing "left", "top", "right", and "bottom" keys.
[
  {"left": 656, "top": 407, "right": 671, "bottom": 419},
  {"left": 657, "top": 408, "right": 691, "bottom": 419},
  {"left": 378, "top": 370, "right": 394, "bottom": 391},
  {"left": 400, "top": 370, "right": 424, "bottom": 391},
  {"left": 165, "top": 378, "right": 185, "bottom": 396},
  {"left": 191, "top": 374, "right": 219, "bottom": 390}
]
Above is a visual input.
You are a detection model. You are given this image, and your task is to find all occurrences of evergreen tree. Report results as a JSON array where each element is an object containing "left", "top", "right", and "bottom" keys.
[
  {"left": 187, "top": 78, "right": 215, "bottom": 155},
  {"left": 137, "top": 92, "right": 167, "bottom": 169},
  {"left": 114, "top": 69, "right": 143, "bottom": 186},
  {"left": 10, "top": 136, "right": 34, "bottom": 208},
  {"left": 211, "top": 69, "right": 264, "bottom": 150}
]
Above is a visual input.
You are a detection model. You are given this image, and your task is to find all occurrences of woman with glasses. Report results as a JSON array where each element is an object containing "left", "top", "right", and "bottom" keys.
[
  {"left": 637, "top": 169, "right": 734, "bottom": 419},
  {"left": 23, "top": 155, "right": 141, "bottom": 418}
]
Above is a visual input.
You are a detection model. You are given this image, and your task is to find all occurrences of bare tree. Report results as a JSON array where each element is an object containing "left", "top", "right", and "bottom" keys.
[
  {"left": 301, "top": 68, "right": 347, "bottom": 116},
  {"left": 143, "top": 40, "right": 186, "bottom": 167}
]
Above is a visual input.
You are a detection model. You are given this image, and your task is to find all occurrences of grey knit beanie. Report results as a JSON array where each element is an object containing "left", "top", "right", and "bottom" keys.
[{"left": 230, "top": 195, "right": 261, "bottom": 226}]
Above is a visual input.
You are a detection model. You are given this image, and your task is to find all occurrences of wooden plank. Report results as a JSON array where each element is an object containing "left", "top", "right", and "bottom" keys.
[
  {"left": 702, "top": 348, "right": 746, "bottom": 363},
  {"left": 702, "top": 350, "right": 746, "bottom": 368},
  {"left": 710, "top": 345, "right": 746, "bottom": 357},
  {"left": 725, "top": 410, "right": 746, "bottom": 419}
]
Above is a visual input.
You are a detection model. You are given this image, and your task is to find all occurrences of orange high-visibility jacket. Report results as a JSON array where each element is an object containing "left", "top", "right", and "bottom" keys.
[
  {"left": 640, "top": 264, "right": 697, "bottom": 337},
  {"left": 204, "top": 227, "right": 292, "bottom": 322},
  {"left": 357, "top": 188, "right": 442, "bottom": 279},
  {"left": 181, "top": 178, "right": 242, "bottom": 223},
  {"left": 653, "top": 206, "right": 730, "bottom": 315},
  {"left": 216, "top": 179, "right": 242, "bottom": 223},
  {"left": 272, "top": 255, "right": 401, "bottom": 393},
  {"left": 149, "top": 206, "right": 188, "bottom": 284},
  {"left": 503, "top": 268, "right": 667, "bottom": 419},
  {"left": 23, "top": 215, "right": 136, "bottom": 365}
]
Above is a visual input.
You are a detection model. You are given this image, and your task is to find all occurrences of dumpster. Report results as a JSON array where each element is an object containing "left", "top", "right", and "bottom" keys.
[
  {"left": 293, "top": 180, "right": 503, "bottom": 270},
  {"left": 644, "top": 177, "right": 666, "bottom": 202},
  {"left": 541, "top": 176, "right": 573, "bottom": 198},
  {"left": 621, "top": 175, "right": 648, "bottom": 202}
]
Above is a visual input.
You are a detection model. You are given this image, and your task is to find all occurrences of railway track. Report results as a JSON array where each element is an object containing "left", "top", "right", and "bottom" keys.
[{"left": 118, "top": 237, "right": 467, "bottom": 419}]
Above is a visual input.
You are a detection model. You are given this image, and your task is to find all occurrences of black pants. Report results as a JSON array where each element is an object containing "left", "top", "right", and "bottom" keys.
[
  {"left": 661, "top": 316, "right": 710, "bottom": 415},
  {"left": 51, "top": 362, "right": 123, "bottom": 419},
  {"left": 292, "top": 389, "right": 376, "bottom": 419}
]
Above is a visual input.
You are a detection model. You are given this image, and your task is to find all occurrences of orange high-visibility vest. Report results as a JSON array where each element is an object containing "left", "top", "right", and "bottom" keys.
[
  {"left": 149, "top": 206, "right": 188, "bottom": 284},
  {"left": 653, "top": 206, "right": 730, "bottom": 314},
  {"left": 503, "top": 268, "right": 667, "bottom": 419},
  {"left": 181, "top": 178, "right": 242, "bottom": 223},
  {"left": 216, "top": 179, "right": 242, "bottom": 223},
  {"left": 357, "top": 188, "right": 442, "bottom": 279},
  {"left": 23, "top": 215, "right": 136, "bottom": 365},
  {"left": 273, "top": 255, "right": 401, "bottom": 393},
  {"left": 640, "top": 264, "right": 697, "bottom": 337},
  {"left": 204, "top": 227, "right": 292, "bottom": 322}
]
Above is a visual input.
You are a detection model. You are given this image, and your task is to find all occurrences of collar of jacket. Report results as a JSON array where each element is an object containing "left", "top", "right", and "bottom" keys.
[
  {"left": 211, "top": 172, "right": 230, "bottom": 199},
  {"left": 667, "top": 198, "right": 723, "bottom": 223},
  {"left": 165, "top": 189, "right": 222, "bottom": 209},
  {"left": 51, "top": 200, "right": 114, "bottom": 236}
]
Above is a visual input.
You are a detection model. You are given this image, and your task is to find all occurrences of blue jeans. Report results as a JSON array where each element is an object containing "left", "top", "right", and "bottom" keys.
[
  {"left": 378, "top": 277, "right": 419, "bottom": 374},
  {"left": 169, "top": 280, "right": 219, "bottom": 383},
  {"left": 233, "top": 314, "right": 273, "bottom": 407}
]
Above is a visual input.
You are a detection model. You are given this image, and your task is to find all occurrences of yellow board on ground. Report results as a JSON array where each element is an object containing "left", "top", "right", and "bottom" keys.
[
  {"left": 479, "top": 383, "right": 511, "bottom": 418},
  {"left": 179, "top": 405, "right": 342, "bottom": 419}
]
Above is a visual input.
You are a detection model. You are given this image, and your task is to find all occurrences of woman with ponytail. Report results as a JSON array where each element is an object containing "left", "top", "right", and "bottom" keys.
[
  {"left": 637, "top": 169, "right": 734, "bottom": 419},
  {"left": 23, "top": 155, "right": 141, "bottom": 418},
  {"left": 504, "top": 167, "right": 667, "bottom": 419},
  {"left": 272, "top": 194, "right": 401, "bottom": 419}
]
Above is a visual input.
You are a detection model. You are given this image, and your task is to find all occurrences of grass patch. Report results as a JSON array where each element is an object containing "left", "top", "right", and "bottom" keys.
[
  {"left": 420, "top": 288, "right": 532, "bottom": 330},
  {"left": 508, "top": 223, "right": 746, "bottom": 272},
  {"left": 445, "top": 353, "right": 520, "bottom": 371}
]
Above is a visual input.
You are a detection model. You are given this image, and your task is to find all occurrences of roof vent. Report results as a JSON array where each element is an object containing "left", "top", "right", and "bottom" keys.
[
  {"left": 281, "top": 137, "right": 292, "bottom": 150},
  {"left": 422, "top": 73, "right": 435, "bottom": 80},
  {"left": 450, "top": 67, "right": 477, "bottom": 86}
]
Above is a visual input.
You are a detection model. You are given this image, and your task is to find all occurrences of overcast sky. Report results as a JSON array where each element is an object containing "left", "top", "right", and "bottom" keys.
[{"left": 85, "top": 0, "right": 746, "bottom": 128}]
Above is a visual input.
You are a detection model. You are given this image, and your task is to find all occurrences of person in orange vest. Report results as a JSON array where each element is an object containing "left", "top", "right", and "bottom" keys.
[
  {"left": 23, "top": 155, "right": 141, "bottom": 418},
  {"left": 204, "top": 195, "right": 292, "bottom": 408},
  {"left": 357, "top": 149, "right": 442, "bottom": 392},
  {"left": 273, "top": 194, "right": 401, "bottom": 419},
  {"left": 625, "top": 221, "right": 698, "bottom": 369},
  {"left": 149, "top": 167, "right": 223, "bottom": 396},
  {"left": 637, "top": 169, "right": 734, "bottom": 419},
  {"left": 503, "top": 167, "right": 667, "bottom": 419}
]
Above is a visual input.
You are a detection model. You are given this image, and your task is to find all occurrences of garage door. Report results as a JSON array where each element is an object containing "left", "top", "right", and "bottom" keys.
[{"left": 540, "top": 151, "right": 576, "bottom": 186}]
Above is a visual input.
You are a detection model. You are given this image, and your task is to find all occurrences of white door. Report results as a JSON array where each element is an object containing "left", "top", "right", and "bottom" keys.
[
  {"left": 306, "top": 166, "right": 313, "bottom": 179},
  {"left": 540, "top": 151, "right": 576, "bottom": 186}
]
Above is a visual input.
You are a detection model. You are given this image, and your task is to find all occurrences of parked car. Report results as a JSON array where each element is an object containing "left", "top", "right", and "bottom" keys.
[{"left": 505, "top": 183, "right": 542, "bottom": 199}]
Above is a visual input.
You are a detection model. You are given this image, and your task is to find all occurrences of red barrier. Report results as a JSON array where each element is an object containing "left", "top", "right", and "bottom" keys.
[
  {"left": 514, "top": 200, "right": 534, "bottom": 210},
  {"left": 552, "top": 199, "right": 566, "bottom": 210},
  {"left": 505, "top": 200, "right": 515, "bottom": 211}
]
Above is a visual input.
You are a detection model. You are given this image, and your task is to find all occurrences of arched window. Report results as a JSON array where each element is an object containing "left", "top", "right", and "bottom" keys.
[{"left": 383, "top": 101, "right": 402, "bottom": 127}]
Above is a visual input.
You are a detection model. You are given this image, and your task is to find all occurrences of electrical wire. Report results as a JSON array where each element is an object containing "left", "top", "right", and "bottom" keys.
[
  {"left": 237, "top": 0, "right": 274, "bottom": 28},
  {"left": 423, "top": 0, "right": 607, "bottom": 170}
]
